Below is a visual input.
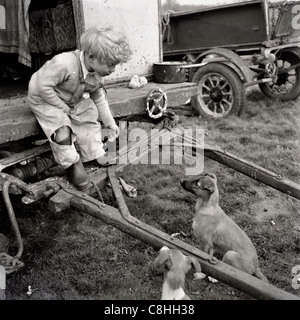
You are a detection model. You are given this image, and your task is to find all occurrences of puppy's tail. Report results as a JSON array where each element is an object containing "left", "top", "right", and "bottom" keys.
[{"left": 254, "top": 268, "right": 268, "bottom": 283}]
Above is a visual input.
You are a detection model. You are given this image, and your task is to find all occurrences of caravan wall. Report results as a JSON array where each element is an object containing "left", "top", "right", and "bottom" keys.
[{"left": 82, "top": 0, "right": 162, "bottom": 82}]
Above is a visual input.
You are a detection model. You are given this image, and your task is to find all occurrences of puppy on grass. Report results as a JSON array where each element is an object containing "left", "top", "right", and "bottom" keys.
[
  {"left": 153, "top": 246, "right": 206, "bottom": 300},
  {"left": 180, "top": 172, "right": 268, "bottom": 282}
]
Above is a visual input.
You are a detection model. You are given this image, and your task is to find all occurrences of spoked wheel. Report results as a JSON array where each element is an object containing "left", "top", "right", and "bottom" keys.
[
  {"left": 191, "top": 63, "right": 245, "bottom": 119},
  {"left": 259, "top": 50, "right": 300, "bottom": 100}
]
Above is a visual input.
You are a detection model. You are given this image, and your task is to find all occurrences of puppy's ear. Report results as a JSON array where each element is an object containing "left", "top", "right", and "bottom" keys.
[
  {"left": 154, "top": 249, "right": 173, "bottom": 272},
  {"left": 163, "top": 256, "right": 173, "bottom": 271},
  {"left": 204, "top": 180, "right": 215, "bottom": 192},
  {"left": 198, "top": 179, "right": 215, "bottom": 193},
  {"left": 204, "top": 172, "right": 217, "bottom": 182}
]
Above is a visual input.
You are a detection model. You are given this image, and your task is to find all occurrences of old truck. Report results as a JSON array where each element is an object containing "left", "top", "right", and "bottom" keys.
[
  {"left": 158, "top": 0, "right": 300, "bottom": 118},
  {"left": 0, "top": 0, "right": 299, "bottom": 300}
]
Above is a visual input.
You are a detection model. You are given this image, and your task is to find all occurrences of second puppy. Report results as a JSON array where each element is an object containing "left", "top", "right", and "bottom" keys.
[
  {"left": 153, "top": 246, "right": 206, "bottom": 300},
  {"left": 180, "top": 172, "right": 268, "bottom": 282}
]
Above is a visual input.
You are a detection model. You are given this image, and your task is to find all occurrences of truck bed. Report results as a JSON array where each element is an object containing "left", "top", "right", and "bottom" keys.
[{"left": 163, "top": 0, "right": 268, "bottom": 58}]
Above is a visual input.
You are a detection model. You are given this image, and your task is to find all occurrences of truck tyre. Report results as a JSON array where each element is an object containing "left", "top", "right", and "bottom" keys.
[
  {"left": 191, "top": 63, "right": 245, "bottom": 119},
  {"left": 259, "top": 50, "right": 300, "bottom": 100}
]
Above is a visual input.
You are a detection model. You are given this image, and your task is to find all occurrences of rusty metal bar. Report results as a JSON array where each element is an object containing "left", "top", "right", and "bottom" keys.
[
  {"left": 244, "top": 78, "right": 273, "bottom": 87},
  {"left": 172, "top": 131, "right": 300, "bottom": 201},
  {"left": 2, "top": 181, "right": 23, "bottom": 260},
  {"left": 204, "top": 147, "right": 300, "bottom": 200}
]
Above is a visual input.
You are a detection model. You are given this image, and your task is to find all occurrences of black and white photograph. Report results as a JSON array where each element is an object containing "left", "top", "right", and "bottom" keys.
[{"left": 0, "top": 0, "right": 299, "bottom": 306}]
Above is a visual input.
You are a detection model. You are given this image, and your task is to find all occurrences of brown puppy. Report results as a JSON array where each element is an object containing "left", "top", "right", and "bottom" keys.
[
  {"left": 180, "top": 172, "right": 268, "bottom": 282},
  {"left": 153, "top": 246, "right": 206, "bottom": 300}
]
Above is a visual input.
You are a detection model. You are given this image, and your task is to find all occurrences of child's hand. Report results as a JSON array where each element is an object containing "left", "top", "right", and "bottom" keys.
[
  {"left": 62, "top": 105, "right": 70, "bottom": 115},
  {"left": 109, "top": 124, "right": 119, "bottom": 140}
]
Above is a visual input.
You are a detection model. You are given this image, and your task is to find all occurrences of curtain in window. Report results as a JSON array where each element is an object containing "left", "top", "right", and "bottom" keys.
[{"left": 0, "top": 0, "right": 31, "bottom": 67}]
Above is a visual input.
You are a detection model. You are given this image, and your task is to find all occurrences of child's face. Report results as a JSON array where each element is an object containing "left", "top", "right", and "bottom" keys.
[{"left": 89, "top": 57, "right": 116, "bottom": 77}]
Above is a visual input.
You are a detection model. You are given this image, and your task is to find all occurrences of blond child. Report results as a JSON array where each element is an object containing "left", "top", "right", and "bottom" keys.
[{"left": 27, "top": 26, "right": 132, "bottom": 189}]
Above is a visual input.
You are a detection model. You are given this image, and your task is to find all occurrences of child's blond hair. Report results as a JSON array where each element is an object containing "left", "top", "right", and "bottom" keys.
[{"left": 81, "top": 25, "right": 132, "bottom": 65}]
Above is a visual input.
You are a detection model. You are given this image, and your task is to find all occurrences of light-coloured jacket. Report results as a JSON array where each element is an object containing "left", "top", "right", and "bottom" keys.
[{"left": 28, "top": 49, "right": 115, "bottom": 127}]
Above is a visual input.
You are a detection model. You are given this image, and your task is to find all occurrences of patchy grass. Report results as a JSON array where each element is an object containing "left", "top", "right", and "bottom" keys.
[{"left": 1, "top": 87, "right": 300, "bottom": 300}]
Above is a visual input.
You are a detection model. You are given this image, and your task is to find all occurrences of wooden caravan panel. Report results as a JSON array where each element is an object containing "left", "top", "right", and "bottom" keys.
[{"left": 82, "top": 0, "right": 162, "bottom": 81}]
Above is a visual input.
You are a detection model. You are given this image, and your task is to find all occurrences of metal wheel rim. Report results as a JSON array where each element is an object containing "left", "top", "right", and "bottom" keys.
[
  {"left": 197, "top": 72, "right": 234, "bottom": 117},
  {"left": 267, "top": 59, "right": 297, "bottom": 94}
]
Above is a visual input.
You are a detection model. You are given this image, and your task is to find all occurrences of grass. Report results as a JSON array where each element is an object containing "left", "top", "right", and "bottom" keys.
[{"left": 1, "top": 86, "right": 300, "bottom": 300}]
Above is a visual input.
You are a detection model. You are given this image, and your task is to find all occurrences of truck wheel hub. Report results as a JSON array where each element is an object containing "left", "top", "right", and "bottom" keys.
[{"left": 210, "top": 88, "right": 223, "bottom": 102}]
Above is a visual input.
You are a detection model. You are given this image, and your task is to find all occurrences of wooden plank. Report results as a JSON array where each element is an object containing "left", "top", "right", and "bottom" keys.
[
  {"left": 108, "top": 82, "right": 197, "bottom": 118},
  {"left": 0, "top": 98, "right": 42, "bottom": 144},
  {"left": 0, "top": 82, "right": 197, "bottom": 145}
]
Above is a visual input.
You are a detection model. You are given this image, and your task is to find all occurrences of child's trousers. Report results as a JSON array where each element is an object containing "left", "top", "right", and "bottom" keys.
[{"left": 27, "top": 97, "right": 105, "bottom": 169}]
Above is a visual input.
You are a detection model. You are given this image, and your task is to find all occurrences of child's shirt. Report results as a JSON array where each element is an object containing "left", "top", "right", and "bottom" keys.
[{"left": 28, "top": 50, "right": 116, "bottom": 128}]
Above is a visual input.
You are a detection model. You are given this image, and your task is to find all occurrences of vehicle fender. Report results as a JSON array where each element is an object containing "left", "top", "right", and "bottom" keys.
[
  {"left": 278, "top": 46, "right": 300, "bottom": 58},
  {"left": 193, "top": 48, "right": 253, "bottom": 83}
]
